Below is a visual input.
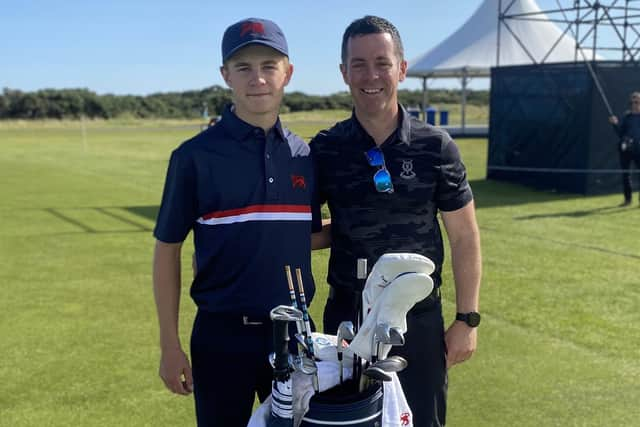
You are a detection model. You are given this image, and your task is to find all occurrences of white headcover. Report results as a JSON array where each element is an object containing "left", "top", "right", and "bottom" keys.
[
  {"left": 361, "top": 253, "right": 435, "bottom": 320},
  {"left": 349, "top": 272, "right": 433, "bottom": 361}
]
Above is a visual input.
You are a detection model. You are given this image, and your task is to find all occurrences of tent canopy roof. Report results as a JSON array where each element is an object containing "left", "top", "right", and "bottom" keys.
[{"left": 407, "top": 0, "right": 598, "bottom": 79}]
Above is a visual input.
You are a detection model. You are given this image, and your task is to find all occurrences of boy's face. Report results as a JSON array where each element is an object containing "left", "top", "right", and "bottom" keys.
[
  {"left": 340, "top": 32, "right": 407, "bottom": 120},
  {"left": 221, "top": 45, "right": 293, "bottom": 122}
]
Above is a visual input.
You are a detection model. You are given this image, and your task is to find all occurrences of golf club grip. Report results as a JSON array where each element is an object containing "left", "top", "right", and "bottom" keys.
[
  {"left": 284, "top": 265, "right": 304, "bottom": 336},
  {"left": 272, "top": 319, "right": 290, "bottom": 381}
]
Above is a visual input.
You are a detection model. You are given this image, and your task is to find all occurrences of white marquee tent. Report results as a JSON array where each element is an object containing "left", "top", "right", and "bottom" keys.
[{"left": 407, "top": 0, "right": 599, "bottom": 132}]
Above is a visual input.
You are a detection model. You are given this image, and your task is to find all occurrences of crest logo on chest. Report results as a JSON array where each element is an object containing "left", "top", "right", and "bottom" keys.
[{"left": 399, "top": 159, "right": 416, "bottom": 180}]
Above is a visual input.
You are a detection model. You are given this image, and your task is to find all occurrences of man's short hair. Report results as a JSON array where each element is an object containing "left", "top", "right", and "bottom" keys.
[{"left": 341, "top": 15, "right": 404, "bottom": 64}]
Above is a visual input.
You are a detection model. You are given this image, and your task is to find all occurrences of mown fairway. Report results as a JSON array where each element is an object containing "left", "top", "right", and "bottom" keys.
[{"left": 1, "top": 114, "right": 638, "bottom": 426}]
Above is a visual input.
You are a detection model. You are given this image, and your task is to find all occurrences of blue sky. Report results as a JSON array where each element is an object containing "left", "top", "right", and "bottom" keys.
[{"left": 0, "top": 0, "right": 620, "bottom": 96}]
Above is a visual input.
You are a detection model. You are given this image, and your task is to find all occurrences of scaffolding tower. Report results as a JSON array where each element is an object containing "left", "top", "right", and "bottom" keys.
[{"left": 497, "top": 0, "right": 640, "bottom": 65}]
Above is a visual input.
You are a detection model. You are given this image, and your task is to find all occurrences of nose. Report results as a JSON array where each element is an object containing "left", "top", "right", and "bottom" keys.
[
  {"left": 363, "top": 64, "right": 379, "bottom": 81},
  {"left": 249, "top": 69, "right": 267, "bottom": 86}
]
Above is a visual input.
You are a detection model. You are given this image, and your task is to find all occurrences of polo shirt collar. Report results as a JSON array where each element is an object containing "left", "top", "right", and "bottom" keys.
[
  {"left": 348, "top": 104, "right": 413, "bottom": 147},
  {"left": 221, "top": 103, "right": 286, "bottom": 142}
]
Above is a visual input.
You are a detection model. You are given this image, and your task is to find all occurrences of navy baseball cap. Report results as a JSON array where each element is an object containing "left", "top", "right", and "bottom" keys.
[{"left": 222, "top": 18, "right": 289, "bottom": 62}]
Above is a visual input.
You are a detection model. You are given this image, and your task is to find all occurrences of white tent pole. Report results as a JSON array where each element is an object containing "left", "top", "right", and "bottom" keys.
[
  {"left": 497, "top": 0, "right": 503, "bottom": 67},
  {"left": 461, "top": 70, "right": 468, "bottom": 132},
  {"left": 422, "top": 77, "right": 429, "bottom": 122}
]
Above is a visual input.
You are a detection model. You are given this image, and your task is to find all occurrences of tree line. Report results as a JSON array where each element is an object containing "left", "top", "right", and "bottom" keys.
[{"left": 0, "top": 86, "right": 489, "bottom": 120}]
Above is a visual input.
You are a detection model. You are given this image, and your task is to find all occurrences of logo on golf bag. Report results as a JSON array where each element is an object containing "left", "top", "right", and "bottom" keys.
[
  {"left": 400, "top": 412, "right": 411, "bottom": 425},
  {"left": 291, "top": 175, "right": 306, "bottom": 189}
]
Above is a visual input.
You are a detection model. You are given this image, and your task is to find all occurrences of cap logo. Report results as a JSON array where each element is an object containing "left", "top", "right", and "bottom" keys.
[{"left": 240, "top": 22, "right": 265, "bottom": 37}]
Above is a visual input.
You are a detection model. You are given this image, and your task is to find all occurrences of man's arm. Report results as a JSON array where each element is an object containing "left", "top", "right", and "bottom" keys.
[
  {"left": 153, "top": 240, "right": 193, "bottom": 395},
  {"left": 311, "top": 219, "right": 332, "bottom": 250},
  {"left": 440, "top": 201, "right": 482, "bottom": 369}
]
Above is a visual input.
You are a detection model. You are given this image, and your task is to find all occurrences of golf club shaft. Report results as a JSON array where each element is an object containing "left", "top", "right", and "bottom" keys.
[
  {"left": 355, "top": 258, "right": 367, "bottom": 392},
  {"left": 295, "top": 268, "right": 315, "bottom": 359},
  {"left": 284, "top": 265, "right": 305, "bottom": 340}
]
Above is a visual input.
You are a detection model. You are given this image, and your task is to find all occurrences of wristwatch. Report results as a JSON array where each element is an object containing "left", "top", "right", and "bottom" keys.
[{"left": 456, "top": 311, "right": 481, "bottom": 327}]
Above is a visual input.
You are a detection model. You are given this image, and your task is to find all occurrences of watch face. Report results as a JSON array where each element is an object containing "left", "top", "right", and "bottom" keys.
[{"left": 467, "top": 312, "right": 481, "bottom": 327}]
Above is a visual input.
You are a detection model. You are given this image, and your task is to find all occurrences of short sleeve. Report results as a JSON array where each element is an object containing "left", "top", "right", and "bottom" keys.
[
  {"left": 310, "top": 140, "right": 326, "bottom": 233},
  {"left": 153, "top": 149, "right": 198, "bottom": 243},
  {"left": 436, "top": 138, "right": 473, "bottom": 212}
]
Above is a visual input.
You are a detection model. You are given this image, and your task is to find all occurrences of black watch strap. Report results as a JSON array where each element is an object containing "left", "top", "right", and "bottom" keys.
[{"left": 456, "top": 311, "right": 481, "bottom": 327}]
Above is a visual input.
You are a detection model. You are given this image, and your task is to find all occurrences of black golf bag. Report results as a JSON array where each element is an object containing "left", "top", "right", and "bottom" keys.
[{"left": 299, "top": 382, "right": 383, "bottom": 427}]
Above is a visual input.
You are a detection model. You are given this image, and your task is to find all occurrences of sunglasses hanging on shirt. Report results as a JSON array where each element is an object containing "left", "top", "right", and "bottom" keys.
[{"left": 364, "top": 147, "right": 394, "bottom": 194}]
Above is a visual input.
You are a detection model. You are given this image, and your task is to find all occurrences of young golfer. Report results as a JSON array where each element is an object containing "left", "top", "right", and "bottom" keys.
[{"left": 152, "top": 17, "right": 314, "bottom": 427}]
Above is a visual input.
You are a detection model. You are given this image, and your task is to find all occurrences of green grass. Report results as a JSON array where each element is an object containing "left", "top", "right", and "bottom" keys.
[{"left": 1, "top": 115, "right": 638, "bottom": 426}]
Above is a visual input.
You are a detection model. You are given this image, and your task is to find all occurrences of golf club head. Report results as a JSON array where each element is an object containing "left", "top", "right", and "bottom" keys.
[
  {"left": 270, "top": 305, "right": 303, "bottom": 322},
  {"left": 371, "top": 323, "right": 391, "bottom": 361},
  {"left": 363, "top": 365, "right": 392, "bottom": 382},
  {"left": 268, "top": 352, "right": 296, "bottom": 369},
  {"left": 374, "top": 323, "right": 391, "bottom": 341},
  {"left": 294, "top": 355, "right": 318, "bottom": 375},
  {"left": 337, "top": 321, "right": 355, "bottom": 351},
  {"left": 371, "top": 355, "right": 408, "bottom": 373},
  {"left": 294, "top": 333, "right": 309, "bottom": 352},
  {"left": 388, "top": 327, "right": 405, "bottom": 346}
]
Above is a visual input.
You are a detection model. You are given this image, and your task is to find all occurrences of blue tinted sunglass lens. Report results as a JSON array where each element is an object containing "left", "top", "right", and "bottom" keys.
[
  {"left": 365, "top": 149, "right": 385, "bottom": 166},
  {"left": 373, "top": 169, "right": 393, "bottom": 193}
]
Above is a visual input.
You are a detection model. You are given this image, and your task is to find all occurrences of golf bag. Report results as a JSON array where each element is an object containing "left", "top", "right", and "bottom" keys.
[{"left": 300, "top": 382, "right": 383, "bottom": 427}]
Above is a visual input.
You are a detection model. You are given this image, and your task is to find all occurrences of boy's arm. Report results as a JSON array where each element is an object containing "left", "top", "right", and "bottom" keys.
[{"left": 153, "top": 240, "right": 193, "bottom": 395}]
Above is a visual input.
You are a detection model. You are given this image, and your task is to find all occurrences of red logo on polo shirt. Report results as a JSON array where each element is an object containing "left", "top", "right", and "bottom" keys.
[
  {"left": 241, "top": 22, "right": 265, "bottom": 37},
  {"left": 291, "top": 175, "right": 306, "bottom": 189}
]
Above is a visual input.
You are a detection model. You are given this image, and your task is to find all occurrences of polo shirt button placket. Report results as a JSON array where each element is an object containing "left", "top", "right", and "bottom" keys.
[{"left": 264, "top": 131, "right": 279, "bottom": 200}]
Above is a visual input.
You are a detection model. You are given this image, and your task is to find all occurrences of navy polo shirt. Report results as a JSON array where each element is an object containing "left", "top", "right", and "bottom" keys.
[
  {"left": 154, "top": 105, "right": 314, "bottom": 316},
  {"left": 311, "top": 105, "right": 473, "bottom": 292}
]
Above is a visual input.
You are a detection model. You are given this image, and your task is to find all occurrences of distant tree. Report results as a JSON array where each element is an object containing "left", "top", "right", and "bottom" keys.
[{"left": 0, "top": 86, "right": 488, "bottom": 120}]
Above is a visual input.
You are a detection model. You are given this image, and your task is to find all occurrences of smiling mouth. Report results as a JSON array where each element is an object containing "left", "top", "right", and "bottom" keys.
[{"left": 361, "top": 88, "right": 383, "bottom": 95}]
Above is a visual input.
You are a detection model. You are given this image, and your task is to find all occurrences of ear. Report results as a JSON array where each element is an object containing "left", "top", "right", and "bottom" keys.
[
  {"left": 398, "top": 59, "right": 408, "bottom": 83},
  {"left": 283, "top": 63, "right": 294, "bottom": 86},
  {"left": 340, "top": 63, "right": 349, "bottom": 85}
]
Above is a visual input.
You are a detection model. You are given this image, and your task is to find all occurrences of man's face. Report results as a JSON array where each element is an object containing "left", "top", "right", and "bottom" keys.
[
  {"left": 340, "top": 33, "right": 407, "bottom": 119},
  {"left": 221, "top": 45, "right": 293, "bottom": 121}
]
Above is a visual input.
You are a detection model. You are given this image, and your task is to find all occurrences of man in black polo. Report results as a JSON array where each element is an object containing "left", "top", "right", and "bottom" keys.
[
  {"left": 152, "top": 18, "right": 314, "bottom": 427},
  {"left": 311, "top": 16, "right": 482, "bottom": 427}
]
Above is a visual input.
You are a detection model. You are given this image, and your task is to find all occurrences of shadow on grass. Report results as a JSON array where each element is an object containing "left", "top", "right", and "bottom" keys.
[
  {"left": 469, "top": 178, "right": 584, "bottom": 209},
  {"left": 513, "top": 204, "right": 630, "bottom": 220},
  {"left": 43, "top": 206, "right": 156, "bottom": 234},
  {"left": 125, "top": 205, "right": 159, "bottom": 222}
]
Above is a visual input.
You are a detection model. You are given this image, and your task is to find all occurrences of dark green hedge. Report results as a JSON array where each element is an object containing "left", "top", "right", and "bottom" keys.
[{"left": 0, "top": 86, "right": 488, "bottom": 120}]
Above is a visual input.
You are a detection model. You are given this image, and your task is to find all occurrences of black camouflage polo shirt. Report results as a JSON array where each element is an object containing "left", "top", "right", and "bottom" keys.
[{"left": 311, "top": 105, "right": 473, "bottom": 292}]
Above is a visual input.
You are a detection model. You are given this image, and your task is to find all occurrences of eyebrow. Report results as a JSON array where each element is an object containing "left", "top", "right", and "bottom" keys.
[
  {"left": 232, "top": 58, "right": 279, "bottom": 67},
  {"left": 350, "top": 55, "right": 393, "bottom": 63}
]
